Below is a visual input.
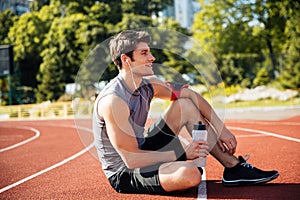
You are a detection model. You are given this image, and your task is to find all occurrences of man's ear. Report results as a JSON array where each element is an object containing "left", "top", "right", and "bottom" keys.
[{"left": 121, "top": 54, "right": 130, "bottom": 65}]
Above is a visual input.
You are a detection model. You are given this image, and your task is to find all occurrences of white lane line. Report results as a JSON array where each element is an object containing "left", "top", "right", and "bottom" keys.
[
  {"left": 179, "top": 135, "right": 207, "bottom": 200},
  {"left": 236, "top": 134, "right": 265, "bottom": 138},
  {"left": 0, "top": 126, "right": 94, "bottom": 194},
  {"left": 228, "top": 121, "right": 300, "bottom": 126},
  {"left": 228, "top": 126, "right": 300, "bottom": 143},
  {"left": 198, "top": 169, "right": 207, "bottom": 200},
  {"left": 0, "top": 126, "right": 40, "bottom": 153}
]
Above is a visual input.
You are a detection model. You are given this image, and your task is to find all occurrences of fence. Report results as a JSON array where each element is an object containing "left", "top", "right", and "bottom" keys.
[{"left": 0, "top": 100, "right": 93, "bottom": 120}]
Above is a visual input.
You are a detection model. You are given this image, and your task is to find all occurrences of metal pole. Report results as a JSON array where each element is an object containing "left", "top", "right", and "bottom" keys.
[{"left": 8, "top": 74, "right": 12, "bottom": 106}]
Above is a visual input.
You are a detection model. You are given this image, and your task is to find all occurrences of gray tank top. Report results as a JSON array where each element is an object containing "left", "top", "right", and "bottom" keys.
[{"left": 93, "top": 75, "right": 154, "bottom": 178}]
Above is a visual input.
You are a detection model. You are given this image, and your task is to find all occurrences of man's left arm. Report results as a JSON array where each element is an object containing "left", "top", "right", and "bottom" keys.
[
  {"left": 180, "top": 87, "right": 237, "bottom": 154},
  {"left": 146, "top": 76, "right": 236, "bottom": 154}
]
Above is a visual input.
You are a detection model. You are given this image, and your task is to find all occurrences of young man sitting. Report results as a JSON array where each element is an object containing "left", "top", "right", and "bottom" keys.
[{"left": 93, "top": 30, "right": 279, "bottom": 194}]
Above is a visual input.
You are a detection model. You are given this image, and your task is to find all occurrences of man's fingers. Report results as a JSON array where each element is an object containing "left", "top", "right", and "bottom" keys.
[
  {"left": 200, "top": 144, "right": 209, "bottom": 150},
  {"left": 228, "top": 138, "right": 237, "bottom": 154},
  {"left": 218, "top": 140, "right": 226, "bottom": 152},
  {"left": 195, "top": 140, "right": 208, "bottom": 145},
  {"left": 199, "top": 148, "right": 209, "bottom": 157}
]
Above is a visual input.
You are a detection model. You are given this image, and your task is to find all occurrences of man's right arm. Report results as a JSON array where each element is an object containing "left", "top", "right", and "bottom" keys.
[{"left": 97, "top": 95, "right": 177, "bottom": 169}]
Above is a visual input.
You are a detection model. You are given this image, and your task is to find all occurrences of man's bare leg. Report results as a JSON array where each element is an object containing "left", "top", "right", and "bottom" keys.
[
  {"left": 159, "top": 161, "right": 201, "bottom": 192},
  {"left": 158, "top": 98, "right": 278, "bottom": 190},
  {"left": 157, "top": 98, "right": 238, "bottom": 192},
  {"left": 163, "top": 98, "right": 239, "bottom": 168},
  {"left": 158, "top": 98, "right": 203, "bottom": 192}
]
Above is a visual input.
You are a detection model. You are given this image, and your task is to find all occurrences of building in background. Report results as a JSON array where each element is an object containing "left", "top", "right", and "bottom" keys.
[
  {"left": 0, "top": 0, "right": 31, "bottom": 15},
  {"left": 162, "top": 0, "right": 200, "bottom": 29}
]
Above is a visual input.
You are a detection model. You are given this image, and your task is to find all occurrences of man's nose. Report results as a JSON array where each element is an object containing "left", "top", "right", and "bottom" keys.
[{"left": 148, "top": 54, "right": 155, "bottom": 62}]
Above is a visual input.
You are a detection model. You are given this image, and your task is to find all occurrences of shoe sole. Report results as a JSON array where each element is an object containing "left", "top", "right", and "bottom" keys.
[{"left": 222, "top": 172, "right": 279, "bottom": 187}]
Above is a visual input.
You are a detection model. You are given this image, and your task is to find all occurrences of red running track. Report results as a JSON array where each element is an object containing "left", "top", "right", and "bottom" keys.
[{"left": 0, "top": 116, "right": 299, "bottom": 199}]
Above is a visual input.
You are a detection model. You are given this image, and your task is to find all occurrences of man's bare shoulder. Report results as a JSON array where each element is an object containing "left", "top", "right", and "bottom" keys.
[{"left": 97, "top": 94, "right": 129, "bottom": 117}]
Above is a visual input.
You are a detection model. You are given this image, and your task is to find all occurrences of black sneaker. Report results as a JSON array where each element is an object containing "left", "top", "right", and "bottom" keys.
[{"left": 222, "top": 156, "right": 279, "bottom": 186}]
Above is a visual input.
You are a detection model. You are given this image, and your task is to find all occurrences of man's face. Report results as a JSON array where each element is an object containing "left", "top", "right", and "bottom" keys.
[{"left": 130, "top": 42, "right": 155, "bottom": 76}]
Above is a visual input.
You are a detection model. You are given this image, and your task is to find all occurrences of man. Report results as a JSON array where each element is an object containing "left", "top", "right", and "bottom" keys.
[{"left": 93, "top": 30, "right": 279, "bottom": 194}]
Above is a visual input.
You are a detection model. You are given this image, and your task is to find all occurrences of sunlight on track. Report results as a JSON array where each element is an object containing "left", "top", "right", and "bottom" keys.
[
  {"left": 0, "top": 125, "right": 94, "bottom": 194},
  {"left": 228, "top": 126, "right": 300, "bottom": 143},
  {"left": 0, "top": 126, "right": 40, "bottom": 153},
  {"left": 229, "top": 121, "right": 300, "bottom": 126}
]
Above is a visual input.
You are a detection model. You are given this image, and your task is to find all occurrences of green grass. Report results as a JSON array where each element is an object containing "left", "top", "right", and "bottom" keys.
[
  {"left": 1, "top": 95, "right": 299, "bottom": 118},
  {"left": 149, "top": 97, "right": 300, "bottom": 114}
]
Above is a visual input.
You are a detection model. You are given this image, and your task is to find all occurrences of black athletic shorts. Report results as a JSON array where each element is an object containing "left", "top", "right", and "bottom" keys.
[{"left": 108, "top": 117, "right": 184, "bottom": 194}]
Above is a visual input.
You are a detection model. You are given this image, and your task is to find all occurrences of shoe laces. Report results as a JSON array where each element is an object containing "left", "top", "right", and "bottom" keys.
[
  {"left": 241, "top": 162, "right": 254, "bottom": 169},
  {"left": 240, "top": 154, "right": 254, "bottom": 169}
]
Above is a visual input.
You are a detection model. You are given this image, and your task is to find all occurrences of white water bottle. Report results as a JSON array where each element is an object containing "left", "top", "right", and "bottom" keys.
[{"left": 192, "top": 121, "right": 208, "bottom": 167}]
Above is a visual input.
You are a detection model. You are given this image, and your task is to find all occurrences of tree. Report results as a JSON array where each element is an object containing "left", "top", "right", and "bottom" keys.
[
  {"left": 99, "top": 0, "right": 122, "bottom": 24},
  {"left": 36, "top": 47, "right": 65, "bottom": 102},
  {"left": 8, "top": 12, "right": 47, "bottom": 88},
  {"left": 122, "top": 0, "right": 173, "bottom": 17},
  {"left": 30, "top": 0, "right": 50, "bottom": 11},
  {"left": 0, "top": 9, "right": 17, "bottom": 44},
  {"left": 36, "top": 1, "right": 111, "bottom": 102},
  {"left": 5, "top": 0, "right": 188, "bottom": 103},
  {"left": 153, "top": 18, "right": 191, "bottom": 82},
  {"left": 277, "top": 1, "right": 300, "bottom": 89},
  {"left": 253, "top": 67, "right": 271, "bottom": 87},
  {"left": 0, "top": 10, "right": 18, "bottom": 105},
  {"left": 192, "top": 0, "right": 247, "bottom": 85},
  {"left": 115, "top": 13, "right": 153, "bottom": 31},
  {"left": 36, "top": 13, "right": 89, "bottom": 102},
  {"left": 192, "top": 0, "right": 298, "bottom": 87},
  {"left": 251, "top": 0, "right": 287, "bottom": 79}
]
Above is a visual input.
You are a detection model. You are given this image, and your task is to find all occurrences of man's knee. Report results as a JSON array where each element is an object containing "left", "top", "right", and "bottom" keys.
[
  {"left": 171, "top": 98, "right": 197, "bottom": 113},
  {"left": 177, "top": 165, "right": 202, "bottom": 187},
  {"left": 174, "top": 98, "right": 199, "bottom": 118},
  {"left": 174, "top": 97, "right": 193, "bottom": 106},
  {"left": 159, "top": 163, "right": 201, "bottom": 191},
  {"left": 163, "top": 98, "right": 200, "bottom": 133}
]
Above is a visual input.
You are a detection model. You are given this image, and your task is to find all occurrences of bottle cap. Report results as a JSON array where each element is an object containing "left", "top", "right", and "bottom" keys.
[{"left": 194, "top": 121, "right": 206, "bottom": 130}]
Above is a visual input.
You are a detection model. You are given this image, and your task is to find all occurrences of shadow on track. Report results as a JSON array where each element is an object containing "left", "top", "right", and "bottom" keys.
[{"left": 206, "top": 180, "right": 300, "bottom": 199}]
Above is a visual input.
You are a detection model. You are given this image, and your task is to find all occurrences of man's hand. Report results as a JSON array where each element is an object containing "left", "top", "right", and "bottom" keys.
[
  {"left": 217, "top": 127, "right": 237, "bottom": 155},
  {"left": 185, "top": 140, "right": 209, "bottom": 160}
]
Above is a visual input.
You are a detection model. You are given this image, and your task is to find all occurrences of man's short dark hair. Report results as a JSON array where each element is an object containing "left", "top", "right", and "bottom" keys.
[{"left": 109, "top": 30, "right": 151, "bottom": 69}]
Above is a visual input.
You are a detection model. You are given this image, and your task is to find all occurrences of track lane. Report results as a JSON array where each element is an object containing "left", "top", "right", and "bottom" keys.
[
  {"left": 205, "top": 120, "right": 300, "bottom": 199},
  {"left": 0, "top": 120, "right": 199, "bottom": 200},
  {"left": 0, "top": 116, "right": 299, "bottom": 199},
  {"left": 0, "top": 126, "right": 38, "bottom": 151},
  {"left": 0, "top": 121, "right": 88, "bottom": 189}
]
